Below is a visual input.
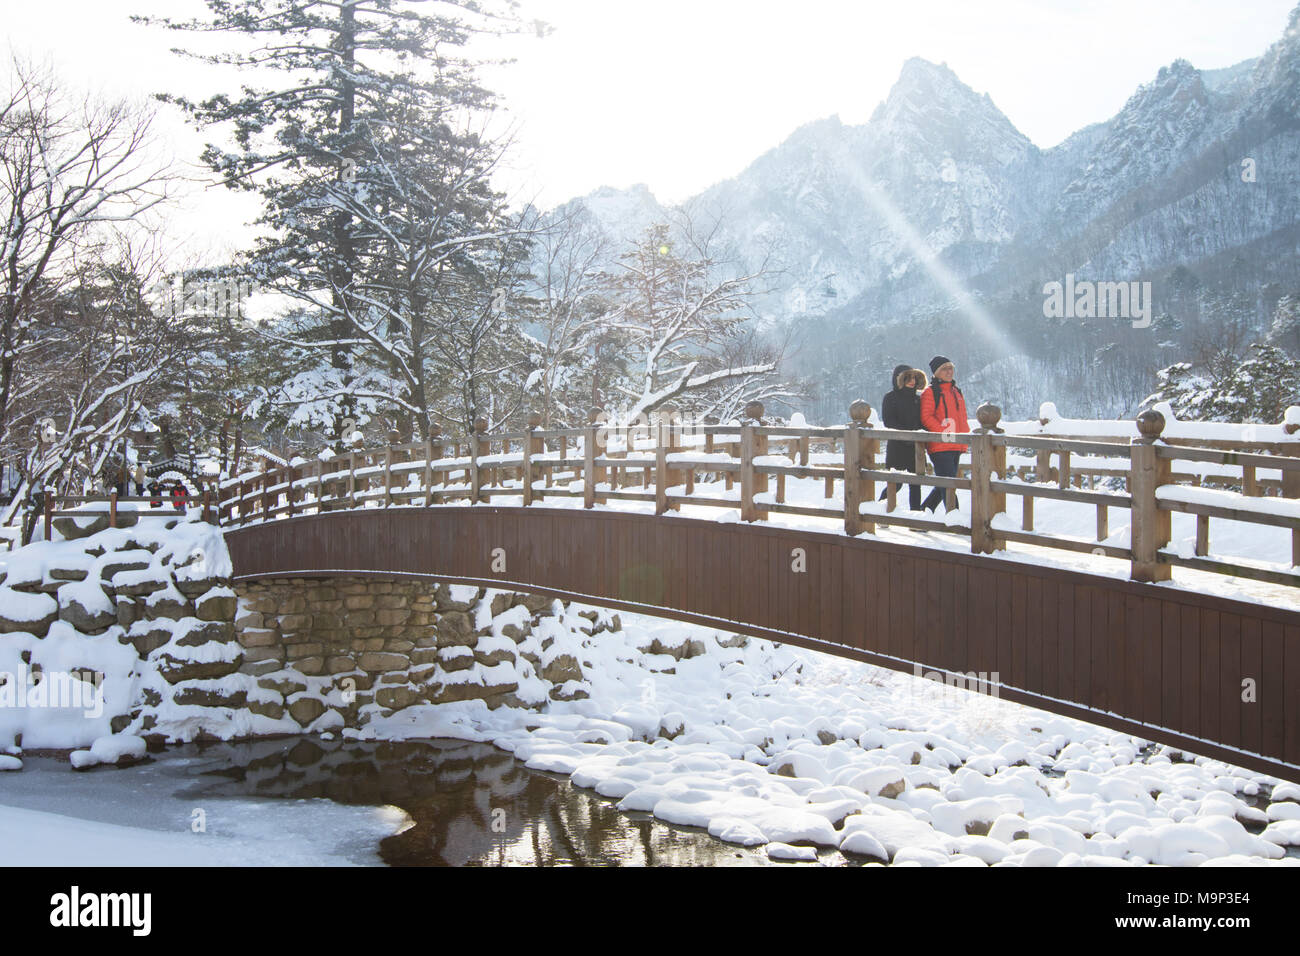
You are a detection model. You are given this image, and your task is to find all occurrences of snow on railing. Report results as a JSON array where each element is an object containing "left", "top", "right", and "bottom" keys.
[{"left": 215, "top": 401, "right": 1300, "bottom": 589}]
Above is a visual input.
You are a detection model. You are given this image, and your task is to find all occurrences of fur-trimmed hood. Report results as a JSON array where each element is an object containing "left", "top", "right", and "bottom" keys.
[{"left": 892, "top": 366, "right": 928, "bottom": 390}]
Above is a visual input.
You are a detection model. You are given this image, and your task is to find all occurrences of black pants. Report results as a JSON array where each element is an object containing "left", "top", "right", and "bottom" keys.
[
  {"left": 878, "top": 465, "right": 922, "bottom": 510},
  {"left": 922, "top": 449, "right": 961, "bottom": 512}
]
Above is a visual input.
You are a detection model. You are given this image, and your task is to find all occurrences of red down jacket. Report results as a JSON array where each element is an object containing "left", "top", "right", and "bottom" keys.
[{"left": 919, "top": 380, "right": 970, "bottom": 454}]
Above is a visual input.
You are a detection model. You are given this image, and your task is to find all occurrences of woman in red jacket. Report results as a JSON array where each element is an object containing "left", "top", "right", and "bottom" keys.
[{"left": 918, "top": 355, "right": 969, "bottom": 513}]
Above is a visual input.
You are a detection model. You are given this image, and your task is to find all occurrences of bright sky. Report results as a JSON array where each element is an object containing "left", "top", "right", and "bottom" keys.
[{"left": 2, "top": 0, "right": 1296, "bottom": 253}]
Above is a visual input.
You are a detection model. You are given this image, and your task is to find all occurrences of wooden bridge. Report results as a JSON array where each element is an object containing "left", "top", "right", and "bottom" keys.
[{"left": 116, "top": 402, "right": 1300, "bottom": 781}]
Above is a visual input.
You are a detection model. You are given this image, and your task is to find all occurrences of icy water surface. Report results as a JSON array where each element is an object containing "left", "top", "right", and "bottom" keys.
[
  {"left": 4, "top": 738, "right": 817, "bottom": 866},
  {"left": 189, "top": 737, "right": 801, "bottom": 866}
]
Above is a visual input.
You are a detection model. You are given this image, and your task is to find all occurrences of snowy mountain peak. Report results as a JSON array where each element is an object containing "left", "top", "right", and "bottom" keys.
[{"left": 868, "top": 57, "right": 1032, "bottom": 165}]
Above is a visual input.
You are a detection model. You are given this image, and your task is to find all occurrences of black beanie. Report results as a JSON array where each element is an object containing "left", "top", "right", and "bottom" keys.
[{"left": 929, "top": 355, "right": 952, "bottom": 375}]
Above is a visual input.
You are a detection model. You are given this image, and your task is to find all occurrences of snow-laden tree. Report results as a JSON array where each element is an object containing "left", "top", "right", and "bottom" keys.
[
  {"left": 422, "top": 214, "right": 539, "bottom": 433},
  {"left": 1221, "top": 343, "right": 1300, "bottom": 424},
  {"left": 0, "top": 57, "right": 173, "bottom": 464},
  {"left": 598, "top": 218, "right": 791, "bottom": 423},
  {"left": 1266, "top": 293, "right": 1300, "bottom": 355},
  {"left": 144, "top": 0, "right": 528, "bottom": 447},
  {"left": 522, "top": 208, "right": 614, "bottom": 427},
  {"left": 1144, "top": 342, "right": 1299, "bottom": 424},
  {"left": 1143, "top": 361, "right": 1224, "bottom": 420},
  {"left": 11, "top": 232, "right": 196, "bottom": 538}
]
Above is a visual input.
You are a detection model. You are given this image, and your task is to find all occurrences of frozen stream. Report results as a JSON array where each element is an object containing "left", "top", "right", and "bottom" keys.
[{"left": 0, "top": 738, "right": 815, "bottom": 866}]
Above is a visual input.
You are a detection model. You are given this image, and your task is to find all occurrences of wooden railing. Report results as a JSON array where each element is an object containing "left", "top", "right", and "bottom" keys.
[
  {"left": 215, "top": 402, "right": 1300, "bottom": 589},
  {"left": 42, "top": 489, "right": 219, "bottom": 540}
]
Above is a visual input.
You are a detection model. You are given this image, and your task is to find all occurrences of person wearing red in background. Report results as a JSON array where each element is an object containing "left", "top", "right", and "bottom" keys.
[
  {"left": 918, "top": 355, "right": 969, "bottom": 514},
  {"left": 170, "top": 480, "right": 188, "bottom": 512},
  {"left": 148, "top": 479, "right": 163, "bottom": 508}
]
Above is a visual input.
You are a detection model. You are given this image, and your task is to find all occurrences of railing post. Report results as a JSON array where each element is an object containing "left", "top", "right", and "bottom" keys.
[
  {"left": 849, "top": 401, "right": 875, "bottom": 534},
  {"left": 203, "top": 489, "right": 212, "bottom": 524},
  {"left": 470, "top": 418, "right": 487, "bottom": 503},
  {"left": 1283, "top": 408, "right": 1300, "bottom": 565},
  {"left": 969, "top": 403, "right": 1005, "bottom": 555},
  {"left": 286, "top": 465, "right": 296, "bottom": 516},
  {"left": 740, "top": 423, "right": 758, "bottom": 522},
  {"left": 424, "top": 439, "right": 434, "bottom": 506},
  {"left": 584, "top": 424, "right": 597, "bottom": 508},
  {"left": 108, "top": 489, "right": 118, "bottom": 529},
  {"left": 522, "top": 413, "right": 538, "bottom": 506},
  {"left": 914, "top": 442, "right": 928, "bottom": 508},
  {"left": 753, "top": 403, "right": 769, "bottom": 519},
  {"left": 1130, "top": 410, "right": 1172, "bottom": 583},
  {"left": 655, "top": 420, "right": 669, "bottom": 515},
  {"left": 843, "top": 421, "right": 863, "bottom": 536},
  {"left": 384, "top": 445, "right": 393, "bottom": 508},
  {"left": 44, "top": 488, "right": 52, "bottom": 541}
]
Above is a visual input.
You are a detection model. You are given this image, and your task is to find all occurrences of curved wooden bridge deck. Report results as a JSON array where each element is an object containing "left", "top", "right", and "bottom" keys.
[
  {"left": 213, "top": 404, "right": 1300, "bottom": 782},
  {"left": 225, "top": 503, "right": 1300, "bottom": 783}
]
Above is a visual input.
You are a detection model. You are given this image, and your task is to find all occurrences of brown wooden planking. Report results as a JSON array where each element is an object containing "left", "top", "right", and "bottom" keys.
[
  {"left": 892, "top": 555, "right": 913, "bottom": 667},
  {"left": 224, "top": 508, "right": 1300, "bottom": 782},
  {"left": 812, "top": 538, "right": 828, "bottom": 648},
  {"left": 1219, "top": 612, "right": 1242, "bottom": 751},
  {"left": 1108, "top": 591, "right": 1126, "bottom": 723},
  {"left": 937, "top": 559, "right": 954, "bottom": 675},
  {"left": 997, "top": 572, "right": 1013, "bottom": 690},
  {"left": 1025, "top": 576, "right": 1042, "bottom": 696},
  {"left": 1142, "top": 596, "right": 1162, "bottom": 729},
  {"left": 1009, "top": 576, "right": 1026, "bottom": 692},
  {"left": 1090, "top": 587, "right": 1109, "bottom": 717},
  {"left": 914, "top": 558, "right": 931, "bottom": 668},
  {"left": 874, "top": 551, "right": 893, "bottom": 660},
  {"left": 1058, "top": 580, "right": 1074, "bottom": 708},
  {"left": 1073, "top": 586, "right": 1091, "bottom": 707},
  {"left": 1261, "top": 621, "right": 1285, "bottom": 766},
  {"left": 977, "top": 566, "right": 998, "bottom": 679},
  {"left": 1199, "top": 609, "right": 1221, "bottom": 751},
  {"left": 1158, "top": 595, "right": 1177, "bottom": 740},
  {"left": 1041, "top": 578, "right": 1059, "bottom": 700},
  {"left": 1286, "top": 625, "right": 1300, "bottom": 766},
  {"left": 1179, "top": 604, "right": 1200, "bottom": 742},
  {"left": 1124, "top": 594, "right": 1144, "bottom": 728},
  {"left": 951, "top": 562, "right": 968, "bottom": 677},
  {"left": 826, "top": 539, "right": 844, "bottom": 648},
  {"left": 851, "top": 546, "right": 870, "bottom": 653},
  {"left": 1240, "top": 617, "right": 1262, "bottom": 758},
  {"left": 836, "top": 539, "right": 852, "bottom": 651}
]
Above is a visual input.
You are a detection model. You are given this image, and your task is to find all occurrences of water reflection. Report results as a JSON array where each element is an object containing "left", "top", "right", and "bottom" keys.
[{"left": 180, "top": 738, "right": 804, "bottom": 867}]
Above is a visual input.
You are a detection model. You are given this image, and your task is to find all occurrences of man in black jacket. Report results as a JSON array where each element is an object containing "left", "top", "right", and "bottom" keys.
[{"left": 878, "top": 364, "right": 927, "bottom": 511}]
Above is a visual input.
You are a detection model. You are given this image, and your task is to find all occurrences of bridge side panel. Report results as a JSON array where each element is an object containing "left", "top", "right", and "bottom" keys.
[{"left": 224, "top": 508, "right": 1300, "bottom": 783}]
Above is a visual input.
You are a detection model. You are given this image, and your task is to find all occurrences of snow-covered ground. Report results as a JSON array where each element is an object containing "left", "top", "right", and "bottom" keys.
[
  {"left": 4, "top": 604, "right": 1298, "bottom": 865},
  {"left": 0, "top": 753, "right": 407, "bottom": 866},
  {"left": 345, "top": 610, "right": 1300, "bottom": 867}
]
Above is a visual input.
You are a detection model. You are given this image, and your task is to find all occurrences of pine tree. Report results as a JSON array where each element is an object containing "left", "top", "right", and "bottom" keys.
[
  {"left": 1143, "top": 361, "right": 1217, "bottom": 420},
  {"left": 1224, "top": 343, "right": 1300, "bottom": 423},
  {"left": 141, "top": 0, "right": 526, "bottom": 447}
]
